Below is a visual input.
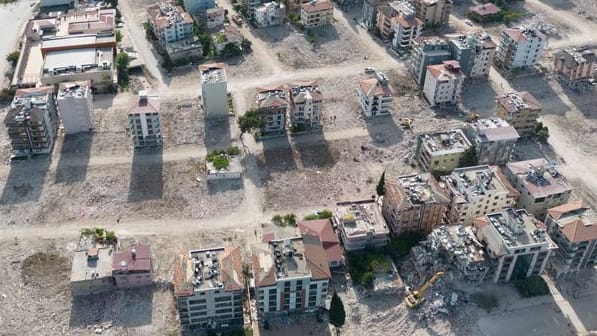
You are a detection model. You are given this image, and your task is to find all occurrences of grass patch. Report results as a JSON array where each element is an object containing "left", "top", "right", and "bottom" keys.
[
  {"left": 206, "top": 147, "right": 241, "bottom": 170},
  {"left": 304, "top": 209, "right": 333, "bottom": 220},
  {"left": 471, "top": 292, "right": 499, "bottom": 312},
  {"left": 347, "top": 248, "right": 391, "bottom": 288},
  {"left": 514, "top": 276, "right": 550, "bottom": 298}
]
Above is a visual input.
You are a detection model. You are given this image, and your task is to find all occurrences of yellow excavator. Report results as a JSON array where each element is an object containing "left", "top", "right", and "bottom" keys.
[
  {"left": 399, "top": 118, "right": 413, "bottom": 130},
  {"left": 404, "top": 271, "right": 446, "bottom": 309},
  {"left": 467, "top": 112, "right": 480, "bottom": 122}
]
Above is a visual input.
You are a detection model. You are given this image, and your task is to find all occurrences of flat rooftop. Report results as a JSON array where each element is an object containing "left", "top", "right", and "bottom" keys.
[
  {"left": 336, "top": 200, "right": 389, "bottom": 237},
  {"left": 433, "top": 225, "right": 486, "bottom": 263},
  {"left": 58, "top": 80, "right": 92, "bottom": 99},
  {"left": 41, "top": 34, "right": 116, "bottom": 51},
  {"left": 43, "top": 47, "right": 113, "bottom": 74},
  {"left": 467, "top": 118, "right": 519, "bottom": 142},
  {"left": 419, "top": 129, "right": 471, "bottom": 155},
  {"left": 506, "top": 159, "right": 574, "bottom": 198},
  {"left": 496, "top": 91, "right": 542, "bottom": 113},
  {"left": 484, "top": 208, "right": 556, "bottom": 250},
  {"left": 70, "top": 247, "right": 114, "bottom": 282},
  {"left": 389, "top": 173, "right": 450, "bottom": 206},
  {"left": 446, "top": 165, "right": 514, "bottom": 203},
  {"left": 200, "top": 63, "right": 227, "bottom": 83}
]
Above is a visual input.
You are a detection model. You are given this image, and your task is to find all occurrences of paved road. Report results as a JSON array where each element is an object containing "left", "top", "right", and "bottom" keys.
[{"left": 0, "top": 1, "right": 35, "bottom": 87}]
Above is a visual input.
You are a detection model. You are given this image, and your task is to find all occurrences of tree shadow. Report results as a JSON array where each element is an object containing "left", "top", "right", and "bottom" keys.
[
  {"left": 365, "top": 115, "right": 403, "bottom": 147},
  {"left": 127, "top": 146, "right": 163, "bottom": 202},
  {"left": 69, "top": 288, "right": 154, "bottom": 328},
  {"left": 54, "top": 133, "right": 93, "bottom": 185},
  {"left": 293, "top": 131, "right": 335, "bottom": 168},
  {"left": 460, "top": 80, "right": 498, "bottom": 118},
  {"left": 0, "top": 156, "right": 51, "bottom": 205}
]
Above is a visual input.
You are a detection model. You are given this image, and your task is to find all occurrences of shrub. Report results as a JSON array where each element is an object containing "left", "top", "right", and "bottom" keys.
[
  {"left": 303, "top": 209, "right": 332, "bottom": 220},
  {"left": 238, "top": 109, "right": 265, "bottom": 133},
  {"left": 6, "top": 51, "right": 19, "bottom": 66},
  {"left": 220, "top": 43, "right": 242, "bottom": 58},
  {"left": 329, "top": 292, "right": 346, "bottom": 328},
  {"left": 211, "top": 155, "right": 229, "bottom": 170},
  {"left": 226, "top": 146, "right": 241, "bottom": 156},
  {"left": 272, "top": 214, "right": 284, "bottom": 226},
  {"left": 283, "top": 213, "right": 297, "bottom": 226},
  {"left": 362, "top": 272, "right": 374, "bottom": 288}
]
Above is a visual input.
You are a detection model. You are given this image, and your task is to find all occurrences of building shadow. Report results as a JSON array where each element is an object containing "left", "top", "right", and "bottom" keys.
[
  {"left": 128, "top": 146, "right": 163, "bottom": 202},
  {"left": 293, "top": 131, "right": 335, "bottom": 168},
  {"left": 92, "top": 93, "right": 117, "bottom": 110},
  {"left": 54, "top": 133, "right": 93, "bottom": 185},
  {"left": 312, "top": 25, "right": 340, "bottom": 45},
  {"left": 258, "top": 313, "right": 332, "bottom": 336},
  {"left": 251, "top": 25, "right": 291, "bottom": 44},
  {"left": 365, "top": 115, "right": 403, "bottom": 147},
  {"left": 559, "top": 85, "right": 597, "bottom": 119},
  {"left": 0, "top": 156, "right": 51, "bottom": 205},
  {"left": 460, "top": 80, "right": 498, "bottom": 117},
  {"left": 207, "top": 178, "right": 243, "bottom": 195},
  {"left": 510, "top": 75, "right": 569, "bottom": 117},
  {"left": 538, "top": 0, "right": 576, "bottom": 10},
  {"left": 204, "top": 117, "right": 232, "bottom": 153},
  {"left": 69, "top": 288, "right": 153, "bottom": 328},
  {"left": 511, "top": 138, "right": 558, "bottom": 162},
  {"left": 259, "top": 134, "right": 297, "bottom": 174}
]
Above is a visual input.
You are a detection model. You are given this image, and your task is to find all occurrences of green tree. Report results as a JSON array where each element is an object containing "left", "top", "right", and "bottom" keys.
[
  {"left": 272, "top": 214, "right": 284, "bottom": 226},
  {"left": 197, "top": 33, "right": 212, "bottom": 56},
  {"left": 533, "top": 122, "right": 549, "bottom": 143},
  {"left": 6, "top": 51, "right": 19, "bottom": 66},
  {"left": 116, "top": 51, "right": 130, "bottom": 88},
  {"left": 329, "top": 292, "right": 346, "bottom": 329},
  {"left": 283, "top": 213, "right": 297, "bottom": 226},
  {"left": 376, "top": 171, "right": 385, "bottom": 196},
  {"left": 362, "top": 272, "right": 374, "bottom": 288},
  {"left": 238, "top": 109, "right": 265, "bottom": 133},
  {"left": 241, "top": 38, "right": 252, "bottom": 51},
  {"left": 115, "top": 30, "right": 123, "bottom": 43},
  {"left": 220, "top": 43, "right": 242, "bottom": 58},
  {"left": 459, "top": 145, "right": 479, "bottom": 167}
]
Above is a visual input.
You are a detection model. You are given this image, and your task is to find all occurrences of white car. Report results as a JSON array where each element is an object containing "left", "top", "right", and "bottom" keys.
[{"left": 465, "top": 19, "right": 474, "bottom": 26}]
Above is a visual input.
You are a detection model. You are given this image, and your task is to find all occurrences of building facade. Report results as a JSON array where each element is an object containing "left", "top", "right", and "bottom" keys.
[
  {"left": 288, "top": 81, "right": 322, "bottom": 130},
  {"left": 173, "top": 247, "right": 244, "bottom": 332},
  {"left": 432, "top": 225, "right": 489, "bottom": 282},
  {"left": 57, "top": 81, "right": 93, "bottom": 135},
  {"left": 112, "top": 244, "right": 153, "bottom": 289},
  {"left": 495, "top": 26, "right": 546, "bottom": 71},
  {"left": 252, "top": 237, "right": 331, "bottom": 318},
  {"left": 474, "top": 208, "right": 557, "bottom": 283},
  {"left": 356, "top": 72, "right": 394, "bottom": 118},
  {"left": 255, "top": 2, "right": 285, "bottom": 27},
  {"left": 334, "top": 199, "right": 390, "bottom": 251},
  {"left": 183, "top": 0, "right": 216, "bottom": 14},
  {"left": 256, "top": 85, "right": 288, "bottom": 135},
  {"left": 205, "top": 8, "right": 225, "bottom": 30},
  {"left": 391, "top": 3, "right": 423, "bottom": 49},
  {"left": 147, "top": 1, "right": 194, "bottom": 47},
  {"left": 423, "top": 60, "right": 465, "bottom": 106},
  {"left": 212, "top": 25, "right": 242, "bottom": 53},
  {"left": 128, "top": 91, "right": 162, "bottom": 148},
  {"left": 545, "top": 201, "right": 597, "bottom": 278},
  {"left": 410, "top": 0, "right": 452, "bottom": 27},
  {"left": 495, "top": 91, "right": 542, "bottom": 136},
  {"left": 362, "top": 0, "right": 387, "bottom": 30},
  {"left": 70, "top": 247, "right": 116, "bottom": 296},
  {"left": 503, "top": 159, "right": 574, "bottom": 218},
  {"left": 200, "top": 63, "right": 228, "bottom": 119},
  {"left": 553, "top": 48, "right": 597, "bottom": 89},
  {"left": 382, "top": 173, "right": 450, "bottom": 234},
  {"left": 415, "top": 128, "right": 472, "bottom": 172},
  {"left": 4, "top": 87, "right": 59, "bottom": 157},
  {"left": 464, "top": 118, "right": 519, "bottom": 165},
  {"left": 409, "top": 36, "right": 452, "bottom": 86},
  {"left": 300, "top": 0, "right": 334, "bottom": 28},
  {"left": 443, "top": 165, "right": 518, "bottom": 226},
  {"left": 448, "top": 32, "right": 497, "bottom": 79}
]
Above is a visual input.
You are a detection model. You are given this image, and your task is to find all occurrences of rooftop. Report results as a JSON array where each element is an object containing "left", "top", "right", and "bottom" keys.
[
  {"left": 256, "top": 85, "right": 288, "bottom": 109},
  {"left": 555, "top": 48, "right": 597, "bottom": 68},
  {"left": 433, "top": 225, "right": 487, "bottom": 263},
  {"left": 501, "top": 26, "right": 545, "bottom": 43},
  {"left": 58, "top": 81, "right": 91, "bottom": 99},
  {"left": 449, "top": 32, "right": 497, "bottom": 50},
  {"left": 41, "top": 33, "right": 116, "bottom": 52},
  {"left": 445, "top": 165, "right": 518, "bottom": 204},
  {"left": 301, "top": 0, "right": 334, "bottom": 13},
  {"left": 147, "top": 1, "right": 193, "bottom": 30},
  {"left": 496, "top": 91, "right": 542, "bottom": 113},
  {"left": 386, "top": 173, "right": 450, "bottom": 207},
  {"left": 336, "top": 199, "right": 390, "bottom": 238},
  {"left": 548, "top": 201, "right": 597, "bottom": 243},
  {"left": 427, "top": 60, "right": 464, "bottom": 80},
  {"left": 173, "top": 246, "right": 243, "bottom": 297},
  {"left": 128, "top": 92, "right": 160, "bottom": 115},
  {"left": 5, "top": 87, "right": 54, "bottom": 125},
  {"left": 358, "top": 72, "right": 394, "bottom": 97},
  {"left": 200, "top": 63, "right": 227, "bottom": 83},
  {"left": 467, "top": 118, "right": 519, "bottom": 142},
  {"left": 419, "top": 129, "right": 471, "bottom": 155},
  {"left": 70, "top": 247, "right": 114, "bottom": 283},
  {"left": 505, "top": 159, "right": 574, "bottom": 198},
  {"left": 298, "top": 219, "right": 343, "bottom": 265},
  {"left": 43, "top": 46, "right": 114, "bottom": 76},
  {"left": 112, "top": 244, "right": 152, "bottom": 274},
  {"left": 469, "top": 3, "right": 500, "bottom": 16},
  {"left": 64, "top": 8, "right": 116, "bottom": 35},
  {"left": 289, "top": 81, "right": 322, "bottom": 104}
]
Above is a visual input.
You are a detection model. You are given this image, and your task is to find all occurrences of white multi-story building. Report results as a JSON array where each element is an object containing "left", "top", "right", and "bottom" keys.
[
  {"left": 443, "top": 165, "right": 519, "bottom": 226},
  {"left": 391, "top": 1, "right": 422, "bottom": 49},
  {"left": 474, "top": 208, "right": 557, "bottom": 283},
  {"left": 128, "top": 91, "right": 162, "bottom": 148},
  {"left": 333, "top": 199, "right": 390, "bottom": 251},
  {"left": 415, "top": 129, "right": 472, "bottom": 172},
  {"left": 252, "top": 237, "right": 331, "bottom": 318},
  {"left": 255, "top": 1, "right": 285, "bottom": 27},
  {"left": 423, "top": 60, "right": 465, "bottom": 106},
  {"left": 200, "top": 63, "right": 228, "bottom": 119},
  {"left": 356, "top": 72, "right": 394, "bottom": 118},
  {"left": 256, "top": 85, "right": 288, "bottom": 135},
  {"left": 57, "top": 81, "right": 93, "bottom": 134},
  {"left": 495, "top": 26, "right": 546, "bottom": 71},
  {"left": 173, "top": 246, "right": 244, "bottom": 332},
  {"left": 448, "top": 32, "right": 497, "bottom": 79},
  {"left": 288, "top": 81, "right": 322, "bottom": 130},
  {"left": 147, "top": 1, "right": 194, "bottom": 46},
  {"left": 300, "top": 0, "right": 334, "bottom": 28},
  {"left": 464, "top": 118, "right": 519, "bottom": 165}
]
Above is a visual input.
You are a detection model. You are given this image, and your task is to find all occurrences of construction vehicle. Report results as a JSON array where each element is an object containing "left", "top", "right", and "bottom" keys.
[
  {"left": 404, "top": 271, "right": 446, "bottom": 309},
  {"left": 467, "top": 112, "right": 480, "bottom": 122},
  {"left": 399, "top": 118, "right": 413, "bottom": 130}
]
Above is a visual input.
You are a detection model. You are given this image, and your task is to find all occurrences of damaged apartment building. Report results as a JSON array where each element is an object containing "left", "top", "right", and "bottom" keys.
[
  {"left": 382, "top": 173, "right": 450, "bottom": 235},
  {"left": 334, "top": 199, "right": 390, "bottom": 251},
  {"left": 289, "top": 81, "right": 322, "bottom": 131},
  {"left": 256, "top": 85, "right": 288, "bottom": 136},
  {"left": 415, "top": 129, "right": 472, "bottom": 172}
]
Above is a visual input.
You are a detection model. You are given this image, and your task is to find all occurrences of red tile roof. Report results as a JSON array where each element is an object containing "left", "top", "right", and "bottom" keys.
[
  {"left": 358, "top": 77, "right": 394, "bottom": 97},
  {"left": 469, "top": 3, "right": 500, "bottom": 16},
  {"left": 548, "top": 200, "right": 584, "bottom": 220},
  {"left": 302, "top": 235, "right": 332, "bottom": 280},
  {"left": 15, "top": 86, "right": 53, "bottom": 98},
  {"left": 112, "top": 244, "right": 152, "bottom": 273},
  {"left": 301, "top": 0, "right": 334, "bottom": 13},
  {"left": 128, "top": 95, "right": 160, "bottom": 115},
  {"left": 220, "top": 246, "right": 244, "bottom": 291},
  {"left": 394, "top": 15, "right": 423, "bottom": 29},
  {"left": 299, "top": 219, "right": 343, "bottom": 265}
]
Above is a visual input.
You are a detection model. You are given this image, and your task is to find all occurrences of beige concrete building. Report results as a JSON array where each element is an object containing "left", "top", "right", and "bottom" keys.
[
  {"left": 382, "top": 173, "right": 450, "bottom": 234},
  {"left": 443, "top": 165, "right": 519, "bottom": 226},
  {"left": 288, "top": 81, "right": 322, "bottom": 130},
  {"left": 545, "top": 201, "right": 597, "bottom": 278},
  {"left": 495, "top": 26, "right": 546, "bottom": 71},
  {"left": 70, "top": 247, "right": 115, "bottom": 296},
  {"left": 504, "top": 159, "right": 574, "bottom": 218},
  {"left": 464, "top": 118, "right": 519, "bottom": 165},
  {"left": 334, "top": 199, "right": 390, "bottom": 251},
  {"left": 495, "top": 91, "right": 542, "bottom": 136},
  {"left": 57, "top": 81, "right": 93, "bottom": 135},
  {"left": 410, "top": 0, "right": 452, "bottom": 27},
  {"left": 553, "top": 48, "right": 597, "bottom": 89},
  {"left": 423, "top": 60, "right": 465, "bottom": 106},
  {"left": 415, "top": 129, "right": 472, "bottom": 172},
  {"left": 300, "top": 0, "right": 334, "bottom": 28},
  {"left": 256, "top": 85, "right": 288, "bottom": 135},
  {"left": 474, "top": 208, "right": 557, "bottom": 283},
  {"left": 356, "top": 72, "right": 394, "bottom": 118}
]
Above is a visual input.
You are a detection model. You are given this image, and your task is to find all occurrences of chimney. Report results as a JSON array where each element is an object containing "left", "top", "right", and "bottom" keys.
[{"left": 139, "top": 90, "right": 148, "bottom": 104}]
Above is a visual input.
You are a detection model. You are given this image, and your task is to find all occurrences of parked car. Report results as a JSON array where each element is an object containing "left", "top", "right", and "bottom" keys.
[{"left": 364, "top": 67, "right": 375, "bottom": 74}]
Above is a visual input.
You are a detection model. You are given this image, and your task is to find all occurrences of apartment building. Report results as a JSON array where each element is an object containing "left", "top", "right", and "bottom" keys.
[
  {"left": 147, "top": 2, "right": 194, "bottom": 47},
  {"left": 256, "top": 85, "right": 288, "bottom": 135},
  {"left": 200, "top": 63, "right": 228, "bottom": 119},
  {"left": 255, "top": 2, "right": 285, "bottom": 27},
  {"left": 443, "top": 165, "right": 518, "bottom": 226},
  {"left": 356, "top": 72, "right": 394, "bottom": 118},
  {"left": 288, "top": 81, "right": 322, "bottom": 130},
  {"left": 205, "top": 8, "right": 225, "bottom": 30},
  {"left": 410, "top": 0, "right": 452, "bottom": 27},
  {"left": 212, "top": 25, "right": 242, "bottom": 53},
  {"left": 432, "top": 225, "right": 489, "bottom": 282},
  {"left": 392, "top": 2, "right": 423, "bottom": 49},
  {"left": 415, "top": 129, "right": 472, "bottom": 172},
  {"left": 376, "top": 5, "right": 397, "bottom": 40},
  {"left": 298, "top": 219, "right": 344, "bottom": 268},
  {"left": 467, "top": 3, "right": 500, "bottom": 22},
  {"left": 112, "top": 244, "right": 153, "bottom": 289},
  {"left": 128, "top": 91, "right": 162, "bottom": 148},
  {"left": 495, "top": 91, "right": 542, "bottom": 136},
  {"left": 553, "top": 48, "right": 597, "bottom": 89},
  {"left": 57, "top": 81, "right": 93, "bottom": 134},
  {"left": 409, "top": 36, "right": 452, "bottom": 86},
  {"left": 334, "top": 199, "right": 390, "bottom": 251},
  {"left": 183, "top": 0, "right": 215, "bottom": 14},
  {"left": 252, "top": 237, "right": 331, "bottom": 317},
  {"left": 241, "top": 0, "right": 262, "bottom": 20},
  {"left": 423, "top": 60, "right": 465, "bottom": 106},
  {"left": 65, "top": 8, "right": 117, "bottom": 35},
  {"left": 464, "top": 118, "right": 519, "bottom": 165},
  {"left": 504, "top": 159, "right": 574, "bottom": 218},
  {"left": 4, "top": 87, "right": 59, "bottom": 157},
  {"left": 70, "top": 247, "right": 116, "bottom": 296},
  {"left": 362, "top": 0, "right": 387, "bottom": 30},
  {"left": 474, "top": 208, "right": 557, "bottom": 283},
  {"left": 382, "top": 173, "right": 450, "bottom": 234},
  {"left": 173, "top": 247, "right": 244, "bottom": 332},
  {"left": 300, "top": 0, "right": 334, "bottom": 28},
  {"left": 495, "top": 26, "right": 546, "bottom": 71},
  {"left": 545, "top": 201, "right": 597, "bottom": 278},
  {"left": 448, "top": 32, "right": 497, "bottom": 79}
]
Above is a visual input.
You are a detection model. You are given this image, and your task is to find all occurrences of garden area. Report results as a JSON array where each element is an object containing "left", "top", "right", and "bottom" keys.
[
  {"left": 347, "top": 249, "right": 392, "bottom": 288},
  {"left": 206, "top": 146, "right": 242, "bottom": 170}
]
